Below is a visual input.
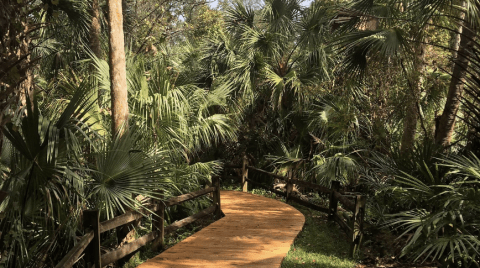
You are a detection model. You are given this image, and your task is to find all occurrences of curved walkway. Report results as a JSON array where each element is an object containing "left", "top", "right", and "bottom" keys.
[{"left": 138, "top": 190, "right": 305, "bottom": 268}]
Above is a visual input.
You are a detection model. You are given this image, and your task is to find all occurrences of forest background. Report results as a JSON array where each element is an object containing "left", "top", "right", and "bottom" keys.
[{"left": 0, "top": 0, "right": 480, "bottom": 266}]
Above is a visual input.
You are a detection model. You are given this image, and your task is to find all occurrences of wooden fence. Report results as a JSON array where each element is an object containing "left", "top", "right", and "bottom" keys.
[
  {"left": 55, "top": 177, "right": 222, "bottom": 268},
  {"left": 225, "top": 157, "right": 366, "bottom": 257}
]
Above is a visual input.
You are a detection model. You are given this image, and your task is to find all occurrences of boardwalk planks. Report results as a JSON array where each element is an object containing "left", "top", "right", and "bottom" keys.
[{"left": 137, "top": 191, "right": 305, "bottom": 268}]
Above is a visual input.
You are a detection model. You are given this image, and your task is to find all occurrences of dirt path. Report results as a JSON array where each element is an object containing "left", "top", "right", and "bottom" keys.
[{"left": 137, "top": 190, "right": 305, "bottom": 268}]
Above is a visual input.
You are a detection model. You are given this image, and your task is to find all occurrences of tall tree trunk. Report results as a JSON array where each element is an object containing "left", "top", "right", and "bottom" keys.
[
  {"left": 1, "top": 0, "right": 35, "bottom": 114},
  {"left": 18, "top": 25, "right": 34, "bottom": 108},
  {"left": 89, "top": 0, "right": 103, "bottom": 106},
  {"left": 107, "top": 1, "right": 133, "bottom": 265},
  {"left": 400, "top": 43, "right": 425, "bottom": 153},
  {"left": 435, "top": 19, "right": 474, "bottom": 147},
  {"left": 107, "top": 0, "right": 128, "bottom": 137},
  {"left": 90, "top": 0, "right": 102, "bottom": 58}
]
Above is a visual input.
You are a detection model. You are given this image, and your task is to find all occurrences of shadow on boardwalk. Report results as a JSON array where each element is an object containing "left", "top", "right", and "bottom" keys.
[{"left": 138, "top": 190, "right": 305, "bottom": 268}]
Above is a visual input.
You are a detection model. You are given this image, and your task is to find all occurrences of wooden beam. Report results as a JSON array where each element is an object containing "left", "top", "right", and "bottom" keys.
[
  {"left": 164, "top": 205, "right": 216, "bottom": 234},
  {"left": 246, "top": 177, "right": 329, "bottom": 214},
  {"left": 247, "top": 166, "right": 345, "bottom": 194},
  {"left": 334, "top": 191, "right": 355, "bottom": 212},
  {"left": 101, "top": 231, "right": 158, "bottom": 266},
  {"left": 288, "top": 195, "right": 329, "bottom": 214},
  {"left": 84, "top": 210, "right": 101, "bottom": 268},
  {"left": 242, "top": 154, "right": 248, "bottom": 192},
  {"left": 350, "top": 195, "right": 366, "bottom": 257},
  {"left": 212, "top": 177, "right": 222, "bottom": 219},
  {"left": 333, "top": 213, "right": 352, "bottom": 235},
  {"left": 246, "top": 166, "right": 288, "bottom": 180},
  {"left": 290, "top": 179, "right": 332, "bottom": 194},
  {"left": 99, "top": 204, "right": 157, "bottom": 233},
  {"left": 285, "top": 170, "right": 293, "bottom": 203},
  {"left": 164, "top": 187, "right": 215, "bottom": 207},
  {"left": 152, "top": 190, "right": 164, "bottom": 251},
  {"left": 54, "top": 231, "right": 94, "bottom": 268},
  {"left": 99, "top": 187, "right": 215, "bottom": 234},
  {"left": 328, "top": 181, "right": 340, "bottom": 221}
]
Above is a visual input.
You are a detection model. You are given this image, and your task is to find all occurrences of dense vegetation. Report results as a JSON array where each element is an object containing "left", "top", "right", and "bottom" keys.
[{"left": 0, "top": 0, "right": 479, "bottom": 266}]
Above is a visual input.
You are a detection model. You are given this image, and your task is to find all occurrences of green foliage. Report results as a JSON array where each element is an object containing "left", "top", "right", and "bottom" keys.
[
  {"left": 3, "top": 0, "right": 480, "bottom": 266},
  {"left": 0, "top": 83, "right": 97, "bottom": 267},
  {"left": 363, "top": 148, "right": 480, "bottom": 266}
]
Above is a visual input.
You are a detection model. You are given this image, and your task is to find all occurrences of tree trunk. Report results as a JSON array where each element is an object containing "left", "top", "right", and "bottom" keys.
[
  {"left": 107, "top": 0, "right": 129, "bottom": 137},
  {"left": 90, "top": 0, "right": 102, "bottom": 59},
  {"left": 435, "top": 19, "right": 474, "bottom": 147},
  {"left": 90, "top": 0, "right": 103, "bottom": 106},
  {"left": 18, "top": 25, "right": 34, "bottom": 108},
  {"left": 400, "top": 44, "right": 425, "bottom": 153}
]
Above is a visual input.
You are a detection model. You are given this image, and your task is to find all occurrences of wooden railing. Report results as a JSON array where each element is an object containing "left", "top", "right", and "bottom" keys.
[
  {"left": 224, "top": 157, "right": 366, "bottom": 257},
  {"left": 55, "top": 177, "right": 223, "bottom": 268}
]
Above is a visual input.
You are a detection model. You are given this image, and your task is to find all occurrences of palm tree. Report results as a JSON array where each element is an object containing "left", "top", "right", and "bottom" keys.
[
  {"left": 435, "top": 10, "right": 475, "bottom": 147},
  {"left": 223, "top": 0, "right": 336, "bottom": 112},
  {"left": 369, "top": 150, "right": 480, "bottom": 265},
  {"left": 339, "top": 0, "right": 480, "bottom": 150},
  {"left": 0, "top": 0, "right": 89, "bottom": 128},
  {"left": 0, "top": 78, "right": 175, "bottom": 267}
]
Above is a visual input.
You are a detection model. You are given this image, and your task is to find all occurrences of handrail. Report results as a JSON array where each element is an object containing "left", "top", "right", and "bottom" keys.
[
  {"left": 237, "top": 162, "right": 366, "bottom": 258},
  {"left": 55, "top": 182, "right": 222, "bottom": 268},
  {"left": 334, "top": 191, "right": 355, "bottom": 212},
  {"left": 245, "top": 166, "right": 354, "bottom": 210},
  {"left": 101, "top": 231, "right": 159, "bottom": 265},
  {"left": 99, "top": 204, "right": 158, "bottom": 233},
  {"left": 289, "top": 178, "right": 332, "bottom": 194},
  {"left": 165, "top": 187, "right": 215, "bottom": 207},
  {"left": 164, "top": 205, "right": 216, "bottom": 233},
  {"left": 97, "top": 187, "right": 216, "bottom": 234},
  {"left": 54, "top": 231, "right": 94, "bottom": 268},
  {"left": 246, "top": 165, "right": 288, "bottom": 180}
]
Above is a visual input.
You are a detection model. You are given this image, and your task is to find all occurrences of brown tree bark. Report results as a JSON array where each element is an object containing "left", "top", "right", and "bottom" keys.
[
  {"left": 435, "top": 19, "right": 474, "bottom": 147},
  {"left": 90, "top": 0, "right": 102, "bottom": 59},
  {"left": 107, "top": 0, "right": 129, "bottom": 137},
  {"left": 18, "top": 24, "right": 34, "bottom": 108},
  {"left": 90, "top": 0, "right": 103, "bottom": 107},
  {"left": 400, "top": 43, "right": 425, "bottom": 153}
]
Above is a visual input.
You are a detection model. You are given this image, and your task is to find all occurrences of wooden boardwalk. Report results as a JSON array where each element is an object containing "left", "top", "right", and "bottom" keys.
[{"left": 138, "top": 190, "right": 305, "bottom": 268}]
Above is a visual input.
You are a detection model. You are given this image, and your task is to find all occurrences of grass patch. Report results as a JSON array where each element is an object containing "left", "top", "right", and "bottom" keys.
[{"left": 281, "top": 205, "right": 356, "bottom": 268}]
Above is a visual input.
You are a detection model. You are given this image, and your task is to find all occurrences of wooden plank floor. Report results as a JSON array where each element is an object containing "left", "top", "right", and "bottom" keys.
[{"left": 138, "top": 190, "right": 305, "bottom": 268}]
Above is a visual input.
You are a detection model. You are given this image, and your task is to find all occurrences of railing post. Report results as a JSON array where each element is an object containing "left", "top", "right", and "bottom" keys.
[
  {"left": 285, "top": 170, "right": 293, "bottom": 203},
  {"left": 83, "top": 210, "right": 101, "bottom": 268},
  {"left": 152, "top": 190, "right": 165, "bottom": 251},
  {"left": 328, "top": 181, "right": 340, "bottom": 221},
  {"left": 350, "top": 195, "right": 366, "bottom": 257},
  {"left": 242, "top": 153, "right": 248, "bottom": 192},
  {"left": 212, "top": 176, "right": 222, "bottom": 219}
]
